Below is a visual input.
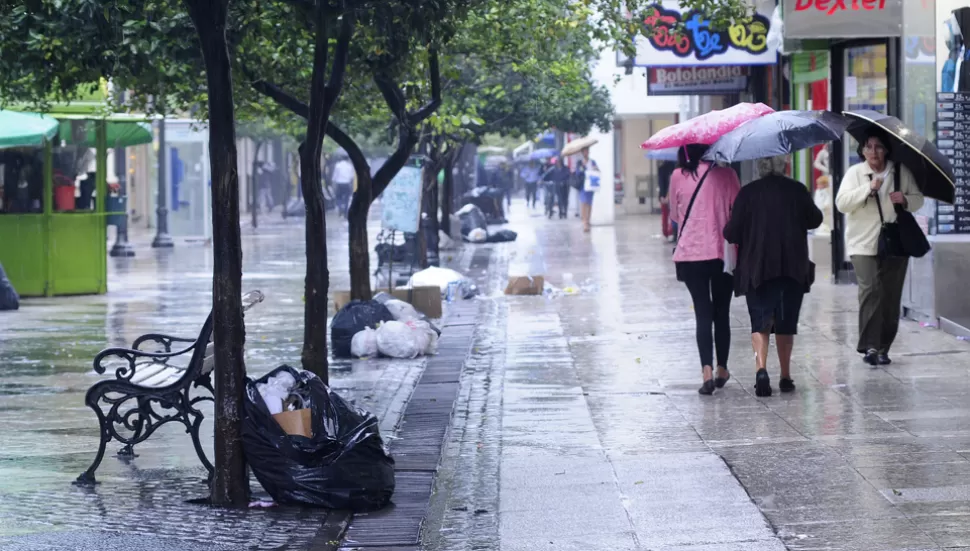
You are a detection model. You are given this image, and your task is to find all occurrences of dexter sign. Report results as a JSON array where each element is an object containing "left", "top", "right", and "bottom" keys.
[
  {"left": 647, "top": 66, "right": 749, "bottom": 96},
  {"left": 783, "top": 0, "right": 902, "bottom": 39}
]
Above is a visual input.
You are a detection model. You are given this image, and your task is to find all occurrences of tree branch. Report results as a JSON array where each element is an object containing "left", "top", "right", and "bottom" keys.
[
  {"left": 408, "top": 49, "right": 441, "bottom": 126},
  {"left": 373, "top": 72, "right": 408, "bottom": 124},
  {"left": 325, "top": 121, "right": 369, "bottom": 179},
  {"left": 248, "top": 76, "right": 309, "bottom": 118},
  {"left": 322, "top": 8, "right": 355, "bottom": 114}
]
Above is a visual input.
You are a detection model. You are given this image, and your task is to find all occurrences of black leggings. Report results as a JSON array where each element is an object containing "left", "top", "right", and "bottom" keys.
[{"left": 679, "top": 261, "right": 734, "bottom": 369}]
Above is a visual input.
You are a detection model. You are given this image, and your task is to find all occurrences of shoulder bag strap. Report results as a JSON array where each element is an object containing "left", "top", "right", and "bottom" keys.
[
  {"left": 679, "top": 165, "right": 713, "bottom": 235},
  {"left": 869, "top": 173, "right": 886, "bottom": 225}
]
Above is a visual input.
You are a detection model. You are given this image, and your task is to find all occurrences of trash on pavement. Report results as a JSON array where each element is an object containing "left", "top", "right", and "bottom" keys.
[
  {"left": 331, "top": 300, "right": 395, "bottom": 358},
  {"left": 373, "top": 292, "right": 442, "bottom": 334},
  {"left": 0, "top": 262, "right": 19, "bottom": 311},
  {"left": 409, "top": 267, "right": 479, "bottom": 299},
  {"left": 274, "top": 408, "right": 313, "bottom": 438},
  {"left": 351, "top": 327, "right": 379, "bottom": 358},
  {"left": 505, "top": 276, "right": 545, "bottom": 296},
  {"left": 486, "top": 229, "right": 518, "bottom": 243},
  {"left": 457, "top": 204, "right": 488, "bottom": 236},
  {"left": 376, "top": 320, "right": 438, "bottom": 359},
  {"left": 337, "top": 287, "right": 442, "bottom": 319},
  {"left": 248, "top": 499, "right": 278, "bottom": 508},
  {"left": 242, "top": 365, "right": 395, "bottom": 510},
  {"left": 256, "top": 370, "right": 298, "bottom": 415},
  {"left": 439, "top": 230, "right": 458, "bottom": 250},
  {"left": 466, "top": 227, "right": 488, "bottom": 243}
]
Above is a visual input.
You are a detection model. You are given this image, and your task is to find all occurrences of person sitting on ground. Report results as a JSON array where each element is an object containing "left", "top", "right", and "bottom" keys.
[{"left": 723, "top": 154, "right": 823, "bottom": 397}]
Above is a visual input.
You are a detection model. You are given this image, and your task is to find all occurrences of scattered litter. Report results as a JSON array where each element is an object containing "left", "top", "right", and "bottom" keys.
[
  {"left": 635, "top": 358, "right": 642, "bottom": 364},
  {"left": 892, "top": 489, "right": 903, "bottom": 496},
  {"left": 248, "top": 499, "right": 277, "bottom": 508},
  {"left": 634, "top": 480, "right": 644, "bottom": 485},
  {"left": 921, "top": 322, "right": 938, "bottom": 328},
  {"left": 473, "top": 509, "right": 489, "bottom": 515},
  {"left": 439, "top": 230, "right": 458, "bottom": 251},
  {"left": 958, "top": 336, "right": 970, "bottom": 341},
  {"left": 486, "top": 229, "right": 518, "bottom": 243},
  {"left": 466, "top": 227, "right": 488, "bottom": 243},
  {"left": 505, "top": 276, "right": 544, "bottom": 296},
  {"left": 409, "top": 267, "right": 479, "bottom": 299},
  {"left": 452, "top": 506, "right": 469, "bottom": 512}
]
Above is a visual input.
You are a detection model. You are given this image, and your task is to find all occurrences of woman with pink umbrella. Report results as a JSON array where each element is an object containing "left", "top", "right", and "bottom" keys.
[{"left": 642, "top": 103, "right": 773, "bottom": 395}]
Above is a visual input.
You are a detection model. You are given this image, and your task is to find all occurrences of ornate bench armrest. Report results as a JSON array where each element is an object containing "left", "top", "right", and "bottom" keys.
[
  {"left": 93, "top": 343, "right": 198, "bottom": 381},
  {"left": 131, "top": 334, "right": 199, "bottom": 353}
]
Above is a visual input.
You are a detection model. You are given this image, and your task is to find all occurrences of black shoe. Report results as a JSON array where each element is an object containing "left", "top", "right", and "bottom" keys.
[
  {"left": 698, "top": 379, "right": 716, "bottom": 395},
  {"left": 714, "top": 369, "right": 731, "bottom": 389},
  {"left": 878, "top": 353, "right": 892, "bottom": 365},
  {"left": 755, "top": 369, "right": 772, "bottom": 397},
  {"left": 864, "top": 349, "right": 880, "bottom": 367},
  {"left": 780, "top": 378, "right": 796, "bottom": 393}
]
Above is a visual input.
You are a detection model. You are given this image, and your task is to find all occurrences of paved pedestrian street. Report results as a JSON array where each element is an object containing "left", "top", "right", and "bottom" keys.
[{"left": 5, "top": 208, "right": 970, "bottom": 550}]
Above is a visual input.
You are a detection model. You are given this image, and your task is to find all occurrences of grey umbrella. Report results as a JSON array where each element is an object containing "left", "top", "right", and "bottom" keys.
[{"left": 703, "top": 110, "right": 850, "bottom": 164}]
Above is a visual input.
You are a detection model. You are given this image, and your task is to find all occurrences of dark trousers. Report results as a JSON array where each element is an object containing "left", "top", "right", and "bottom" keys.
[
  {"left": 679, "top": 260, "right": 734, "bottom": 368},
  {"left": 525, "top": 182, "right": 538, "bottom": 207},
  {"left": 852, "top": 255, "right": 908, "bottom": 353},
  {"left": 334, "top": 183, "right": 352, "bottom": 217},
  {"left": 557, "top": 184, "right": 570, "bottom": 218}
]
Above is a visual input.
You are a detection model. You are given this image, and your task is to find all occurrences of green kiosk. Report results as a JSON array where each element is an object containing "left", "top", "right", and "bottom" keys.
[{"left": 0, "top": 109, "right": 152, "bottom": 297}]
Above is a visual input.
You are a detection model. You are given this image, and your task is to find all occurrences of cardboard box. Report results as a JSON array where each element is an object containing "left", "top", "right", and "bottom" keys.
[
  {"left": 505, "top": 276, "right": 544, "bottom": 296},
  {"left": 273, "top": 408, "right": 313, "bottom": 438},
  {"left": 332, "top": 286, "right": 443, "bottom": 319}
]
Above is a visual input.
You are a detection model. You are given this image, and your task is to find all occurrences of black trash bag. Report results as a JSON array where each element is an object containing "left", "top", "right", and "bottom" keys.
[
  {"left": 485, "top": 229, "right": 518, "bottom": 243},
  {"left": 242, "top": 365, "right": 395, "bottom": 510},
  {"left": 331, "top": 300, "right": 394, "bottom": 358},
  {"left": 456, "top": 204, "right": 487, "bottom": 237},
  {"left": 0, "top": 262, "right": 19, "bottom": 311}
]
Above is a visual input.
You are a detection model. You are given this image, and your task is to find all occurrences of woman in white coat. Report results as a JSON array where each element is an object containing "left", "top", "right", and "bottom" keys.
[{"left": 835, "top": 131, "right": 924, "bottom": 366}]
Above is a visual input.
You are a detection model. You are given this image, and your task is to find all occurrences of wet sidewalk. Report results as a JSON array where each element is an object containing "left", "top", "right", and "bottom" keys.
[
  {"left": 422, "top": 203, "right": 970, "bottom": 551},
  {"left": 0, "top": 213, "right": 482, "bottom": 550}
]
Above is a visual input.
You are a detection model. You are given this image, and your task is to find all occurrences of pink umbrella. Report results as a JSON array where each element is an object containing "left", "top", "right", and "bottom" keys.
[{"left": 640, "top": 103, "right": 775, "bottom": 150}]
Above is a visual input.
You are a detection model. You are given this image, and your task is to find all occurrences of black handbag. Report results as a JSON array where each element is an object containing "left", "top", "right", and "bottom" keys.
[{"left": 873, "top": 167, "right": 930, "bottom": 259}]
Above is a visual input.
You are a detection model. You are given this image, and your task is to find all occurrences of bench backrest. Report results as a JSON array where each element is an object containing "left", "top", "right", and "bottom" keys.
[{"left": 197, "top": 290, "right": 265, "bottom": 377}]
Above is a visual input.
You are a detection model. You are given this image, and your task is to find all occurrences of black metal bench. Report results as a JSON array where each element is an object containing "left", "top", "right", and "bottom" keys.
[{"left": 75, "top": 290, "right": 265, "bottom": 485}]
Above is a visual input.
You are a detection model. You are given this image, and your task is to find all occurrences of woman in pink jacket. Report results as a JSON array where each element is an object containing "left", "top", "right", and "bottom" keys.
[{"left": 669, "top": 144, "right": 741, "bottom": 395}]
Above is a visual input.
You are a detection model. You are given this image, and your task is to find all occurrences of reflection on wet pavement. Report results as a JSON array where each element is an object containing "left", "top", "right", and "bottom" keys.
[
  {"left": 0, "top": 215, "right": 472, "bottom": 550},
  {"left": 424, "top": 204, "right": 970, "bottom": 551}
]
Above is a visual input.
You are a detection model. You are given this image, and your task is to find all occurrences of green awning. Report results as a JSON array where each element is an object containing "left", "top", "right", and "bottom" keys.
[
  {"left": 0, "top": 110, "right": 60, "bottom": 149},
  {"left": 58, "top": 120, "right": 153, "bottom": 148}
]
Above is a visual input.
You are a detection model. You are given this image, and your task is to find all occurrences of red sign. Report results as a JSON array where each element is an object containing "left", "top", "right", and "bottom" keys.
[{"left": 794, "top": 0, "right": 886, "bottom": 15}]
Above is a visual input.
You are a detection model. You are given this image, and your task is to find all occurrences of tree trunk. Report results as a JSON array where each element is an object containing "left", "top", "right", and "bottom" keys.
[
  {"left": 441, "top": 152, "right": 456, "bottom": 237},
  {"left": 185, "top": 0, "right": 248, "bottom": 507},
  {"left": 251, "top": 140, "right": 263, "bottom": 229},
  {"left": 299, "top": 141, "right": 329, "bottom": 380},
  {"left": 348, "top": 173, "right": 373, "bottom": 300}
]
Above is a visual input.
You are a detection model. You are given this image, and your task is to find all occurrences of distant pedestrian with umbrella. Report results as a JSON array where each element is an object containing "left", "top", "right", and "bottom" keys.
[
  {"left": 835, "top": 128, "right": 925, "bottom": 366},
  {"left": 724, "top": 155, "right": 822, "bottom": 397},
  {"left": 669, "top": 144, "right": 741, "bottom": 395},
  {"left": 562, "top": 136, "right": 600, "bottom": 232},
  {"left": 520, "top": 161, "right": 541, "bottom": 209}
]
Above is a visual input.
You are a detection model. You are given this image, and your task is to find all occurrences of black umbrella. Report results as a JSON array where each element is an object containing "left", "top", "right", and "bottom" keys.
[
  {"left": 704, "top": 110, "right": 849, "bottom": 164},
  {"left": 844, "top": 110, "right": 955, "bottom": 204}
]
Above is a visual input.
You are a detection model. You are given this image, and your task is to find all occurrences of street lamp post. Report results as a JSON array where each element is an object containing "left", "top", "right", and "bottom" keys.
[
  {"left": 152, "top": 116, "right": 174, "bottom": 248},
  {"left": 109, "top": 145, "right": 136, "bottom": 257}
]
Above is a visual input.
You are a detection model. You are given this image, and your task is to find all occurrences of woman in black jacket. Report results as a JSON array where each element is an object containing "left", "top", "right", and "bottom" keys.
[{"left": 723, "top": 155, "right": 823, "bottom": 397}]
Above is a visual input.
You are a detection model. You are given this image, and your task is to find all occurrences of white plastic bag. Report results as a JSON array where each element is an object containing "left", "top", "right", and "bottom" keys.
[
  {"left": 467, "top": 227, "right": 487, "bottom": 243},
  {"left": 409, "top": 266, "right": 466, "bottom": 292},
  {"left": 383, "top": 299, "right": 422, "bottom": 322},
  {"left": 723, "top": 240, "right": 737, "bottom": 275},
  {"left": 439, "top": 230, "right": 457, "bottom": 250},
  {"left": 376, "top": 321, "right": 424, "bottom": 359},
  {"left": 351, "top": 327, "right": 379, "bottom": 358},
  {"left": 256, "top": 371, "right": 297, "bottom": 415}
]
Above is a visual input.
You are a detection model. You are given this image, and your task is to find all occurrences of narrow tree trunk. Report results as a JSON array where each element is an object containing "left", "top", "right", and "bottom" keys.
[
  {"left": 186, "top": 0, "right": 248, "bottom": 507},
  {"left": 441, "top": 153, "right": 455, "bottom": 237},
  {"left": 348, "top": 173, "right": 373, "bottom": 300},
  {"left": 299, "top": 141, "right": 329, "bottom": 380},
  {"left": 251, "top": 140, "right": 263, "bottom": 229}
]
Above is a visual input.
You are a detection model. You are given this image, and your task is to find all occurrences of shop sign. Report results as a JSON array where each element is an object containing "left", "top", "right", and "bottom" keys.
[
  {"left": 647, "top": 66, "right": 750, "bottom": 95},
  {"left": 782, "top": 0, "right": 903, "bottom": 39},
  {"left": 631, "top": 1, "right": 775, "bottom": 67}
]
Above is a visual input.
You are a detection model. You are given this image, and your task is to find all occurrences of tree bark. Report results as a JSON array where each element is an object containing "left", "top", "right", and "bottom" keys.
[
  {"left": 251, "top": 140, "right": 263, "bottom": 229},
  {"left": 347, "top": 171, "right": 373, "bottom": 300},
  {"left": 185, "top": 0, "right": 248, "bottom": 507},
  {"left": 441, "top": 149, "right": 457, "bottom": 237}
]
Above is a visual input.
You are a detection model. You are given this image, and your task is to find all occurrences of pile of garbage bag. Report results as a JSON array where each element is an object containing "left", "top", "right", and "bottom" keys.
[
  {"left": 456, "top": 204, "right": 517, "bottom": 244},
  {"left": 0, "top": 262, "right": 19, "bottom": 311},
  {"left": 350, "top": 292, "right": 441, "bottom": 358},
  {"left": 409, "top": 266, "right": 479, "bottom": 300},
  {"left": 331, "top": 300, "right": 395, "bottom": 358},
  {"left": 243, "top": 365, "right": 395, "bottom": 510}
]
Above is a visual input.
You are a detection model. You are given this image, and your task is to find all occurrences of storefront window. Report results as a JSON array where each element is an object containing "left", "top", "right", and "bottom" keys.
[
  {"left": 0, "top": 149, "right": 44, "bottom": 214},
  {"left": 843, "top": 45, "right": 889, "bottom": 169},
  {"left": 903, "top": 0, "right": 938, "bottom": 233}
]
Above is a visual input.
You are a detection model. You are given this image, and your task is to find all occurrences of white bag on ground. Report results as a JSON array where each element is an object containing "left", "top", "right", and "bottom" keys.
[
  {"left": 382, "top": 298, "right": 422, "bottom": 322},
  {"left": 351, "top": 327, "right": 379, "bottom": 358},
  {"left": 376, "top": 320, "right": 439, "bottom": 358},
  {"left": 409, "top": 266, "right": 466, "bottom": 292},
  {"left": 256, "top": 371, "right": 297, "bottom": 415}
]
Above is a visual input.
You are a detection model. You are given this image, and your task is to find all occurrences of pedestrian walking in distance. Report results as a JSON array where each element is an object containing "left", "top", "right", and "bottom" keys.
[
  {"left": 332, "top": 157, "right": 355, "bottom": 219},
  {"left": 835, "top": 131, "right": 924, "bottom": 366},
  {"left": 520, "top": 161, "right": 540, "bottom": 210},
  {"left": 723, "top": 155, "right": 822, "bottom": 397},
  {"left": 668, "top": 144, "right": 741, "bottom": 395}
]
